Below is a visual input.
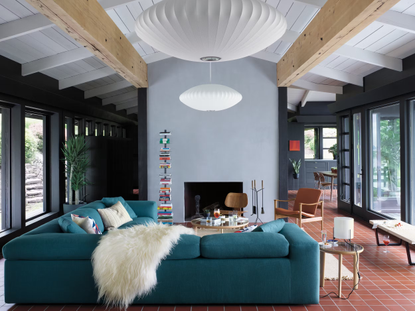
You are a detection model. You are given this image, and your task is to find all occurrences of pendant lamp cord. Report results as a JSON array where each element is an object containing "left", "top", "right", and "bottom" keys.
[{"left": 209, "top": 62, "right": 212, "bottom": 83}]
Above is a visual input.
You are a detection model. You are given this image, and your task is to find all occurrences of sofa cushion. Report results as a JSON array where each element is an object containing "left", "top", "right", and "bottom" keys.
[
  {"left": 58, "top": 217, "right": 87, "bottom": 234},
  {"left": 117, "top": 217, "right": 155, "bottom": 230},
  {"left": 98, "top": 201, "right": 133, "bottom": 230},
  {"left": 201, "top": 232, "right": 289, "bottom": 259},
  {"left": 102, "top": 197, "right": 137, "bottom": 219},
  {"left": 71, "top": 214, "right": 102, "bottom": 234},
  {"left": 253, "top": 219, "right": 285, "bottom": 233},
  {"left": 165, "top": 234, "right": 201, "bottom": 260},
  {"left": 3, "top": 233, "right": 101, "bottom": 260},
  {"left": 71, "top": 207, "right": 105, "bottom": 233}
]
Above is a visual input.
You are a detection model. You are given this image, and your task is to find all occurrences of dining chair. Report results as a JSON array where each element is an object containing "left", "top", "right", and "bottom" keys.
[
  {"left": 313, "top": 172, "right": 321, "bottom": 189},
  {"left": 318, "top": 172, "right": 332, "bottom": 201},
  {"left": 274, "top": 188, "right": 324, "bottom": 229}
]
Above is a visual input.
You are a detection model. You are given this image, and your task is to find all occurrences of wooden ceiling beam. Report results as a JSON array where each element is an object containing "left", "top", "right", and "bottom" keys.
[
  {"left": 27, "top": 0, "right": 148, "bottom": 88},
  {"left": 277, "top": 0, "right": 400, "bottom": 87},
  {"left": 292, "top": 80, "right": 343, "bottom": 94}
]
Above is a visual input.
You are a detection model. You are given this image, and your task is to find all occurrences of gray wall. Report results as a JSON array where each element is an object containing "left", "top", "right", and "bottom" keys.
[
  {"left": 287, "top": 122, "right": 305, "bottom": 191},
  {"left": 147, "top": 57, "right": 279, "bottom": 223}
]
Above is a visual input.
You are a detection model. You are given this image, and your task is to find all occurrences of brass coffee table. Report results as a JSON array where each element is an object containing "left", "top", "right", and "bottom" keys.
[
  {"left": 191, "top": 218, "right": 249, "bottom": 234},
  {"left": 320, "top": 242, "right": 364, "bottom": 298}
]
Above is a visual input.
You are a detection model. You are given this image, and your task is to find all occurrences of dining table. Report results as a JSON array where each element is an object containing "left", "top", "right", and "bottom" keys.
[{"left": 319, "top": 171, "right": 337, "bottom": 201}]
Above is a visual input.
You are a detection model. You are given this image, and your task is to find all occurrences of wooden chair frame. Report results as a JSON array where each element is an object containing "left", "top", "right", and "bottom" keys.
[
  {"left": 220, "top": 210, "right": 246, "bottom": 216},
  {"left": 274, "top": 199, "right": 325, "bottom": 230},
  {"left": 221, "top": 193, "right": 248, "bottom": 216}
]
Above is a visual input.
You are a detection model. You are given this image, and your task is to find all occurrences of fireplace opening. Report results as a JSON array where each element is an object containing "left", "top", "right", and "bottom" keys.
[{"left": 184, "top": 182, "right": 243, "bottom": 221}]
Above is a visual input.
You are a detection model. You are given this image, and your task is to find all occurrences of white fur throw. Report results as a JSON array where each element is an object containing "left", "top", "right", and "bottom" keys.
[{"left": 92, "top": 223, "right": 194, "bottom": 308}]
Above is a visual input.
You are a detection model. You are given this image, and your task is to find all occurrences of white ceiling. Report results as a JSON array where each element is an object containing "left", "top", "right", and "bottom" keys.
[{"left": 0, "top": 0, "right": 415, "bottom": 113}]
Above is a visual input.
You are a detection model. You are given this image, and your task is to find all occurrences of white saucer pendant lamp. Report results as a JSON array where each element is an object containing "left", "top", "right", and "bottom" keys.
[
  {"left": 180, "top": 84, "right": 242, "bottom": 111},
  {"left": 135, "top": 0, "right": 287, "bottom": 62}
]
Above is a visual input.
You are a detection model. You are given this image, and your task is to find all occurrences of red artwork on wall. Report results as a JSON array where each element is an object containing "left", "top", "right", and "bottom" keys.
[{"left": 289, "top": 140, "right": 300, "bottom": 151}]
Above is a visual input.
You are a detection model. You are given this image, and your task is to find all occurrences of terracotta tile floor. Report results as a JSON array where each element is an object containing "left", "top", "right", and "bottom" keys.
[{"left": 1, "top": 190, "right": 415, "bottom": 310}]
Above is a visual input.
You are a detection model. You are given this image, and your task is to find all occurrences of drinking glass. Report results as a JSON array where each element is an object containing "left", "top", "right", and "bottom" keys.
[
  {"left": 383, "top": 235, "right": 390, "bottom": 253},
  {"left": 214, "top": 209, "right": 220, "bottom": 219},
  {"left": 321, "top": 230, "right": 327, "bottom": 244},
  {"left": 232, "top": 211, "right": 238, "bottom": 221}
]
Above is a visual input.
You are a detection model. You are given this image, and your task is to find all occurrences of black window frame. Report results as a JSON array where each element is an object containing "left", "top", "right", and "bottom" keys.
[
  {"left": 304, "top": 126, "right": 337, "bottom": 160},
  {"left": 321, "top": 127, "right": 338, "bottom": 160},
  {"left": 304, "top": 127, "right": 319, "bottom": 159},
  {"left": 25, "top": 109, "right": 51, "bottom": 222},
  {"left": 0, "top": 105, "right": 12, "bottom": 232}
]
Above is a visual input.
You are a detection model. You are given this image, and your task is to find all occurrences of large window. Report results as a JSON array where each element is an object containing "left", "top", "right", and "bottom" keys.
[
  {"left": 25, "top": 115, "right": 46, "bottom": 220},
  {"left": 305, "top": 128, "right": 318, "bottom": 159},
  {"left": 322, "top": 128, "right": 337, "bottom": 159},
  {"left": 353, "top": 113, "right": 362, "bottom": 207},
  {"left": 370, "top": 104, "right": 400, "bottom": 220},
  {"left": 339, "top": 117, "right": 350, "bottom": 203},
  {"left": 304, "top": 127, "right": 337, "bottom": 159}
]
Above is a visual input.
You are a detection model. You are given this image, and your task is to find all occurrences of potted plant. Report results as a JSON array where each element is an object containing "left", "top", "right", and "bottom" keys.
[
  {"left": 329, "top": 143, "right": 338, "bottom": 160},
  {"left": 62, "top": 135, "right": 90, "bottom": 213},
  {"left": 289, "top": 158, "right": 301, "bottom": 179}
]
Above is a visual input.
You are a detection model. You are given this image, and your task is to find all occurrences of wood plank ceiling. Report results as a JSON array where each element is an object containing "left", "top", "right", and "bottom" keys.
[{"left": 0, "top": 0, "right": 415, "bottom": 113}]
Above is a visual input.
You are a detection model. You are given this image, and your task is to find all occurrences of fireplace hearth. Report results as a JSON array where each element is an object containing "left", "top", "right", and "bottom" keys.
[{"left": 184, "top": 182, "right": 243, "bottom": 221}]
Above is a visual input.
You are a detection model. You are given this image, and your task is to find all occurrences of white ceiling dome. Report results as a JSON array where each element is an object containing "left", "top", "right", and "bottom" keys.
[
  {"left": 135, "top": 0, "right": 287, "bottom": 62},
  {"left": 179, "top": 84, "right": 242, "bottom": 111}
]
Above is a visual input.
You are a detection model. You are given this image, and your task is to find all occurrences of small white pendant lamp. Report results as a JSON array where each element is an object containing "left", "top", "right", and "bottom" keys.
[
  {"left": 135, "top": 0, "right": 287, "bottom": 62},
  {"left": 179, "top": 63, "right": 242, "bottom": 111}
]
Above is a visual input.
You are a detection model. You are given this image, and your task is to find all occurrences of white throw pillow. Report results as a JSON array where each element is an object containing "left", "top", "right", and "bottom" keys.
[
  {"left": 98, "top": 201, "right": 133, "bottom": 230},
  {"left": 71, "top": 214, "right": 102, "bottom": 234}
]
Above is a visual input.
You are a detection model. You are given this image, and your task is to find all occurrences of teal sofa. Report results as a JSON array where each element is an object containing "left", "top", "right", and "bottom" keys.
[{"left": 3, "top": 200, "right": 319, "bottom": 305}]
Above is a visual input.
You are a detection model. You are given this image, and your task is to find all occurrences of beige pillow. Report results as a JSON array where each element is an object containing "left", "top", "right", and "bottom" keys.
[{"left": 98, "top": 201, "right": 133, "bottom": 230}]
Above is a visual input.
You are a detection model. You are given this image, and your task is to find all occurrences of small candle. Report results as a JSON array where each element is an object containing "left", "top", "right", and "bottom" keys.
[
  {"left": 254, "top": 180, "right": 256, "bottom": 188},
  {"left": 262, "top": 180, "right": 264, "bottom": 188}
]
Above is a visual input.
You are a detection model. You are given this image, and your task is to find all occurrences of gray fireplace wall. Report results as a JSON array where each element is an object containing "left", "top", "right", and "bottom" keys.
[{"left": 147, "top": 57, "right": 279, "bottom": 223}]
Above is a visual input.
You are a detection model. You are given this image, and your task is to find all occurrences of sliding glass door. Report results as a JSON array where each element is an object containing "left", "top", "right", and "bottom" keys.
[
  {"left": 353, "top": 113, "right": 363, "bottom": 208},
  {"left": 369, "top": 104, "right": 401, "bottom": 220},
  {"left": 338, "top": 115, "right": 351, "bottom": 213}
]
